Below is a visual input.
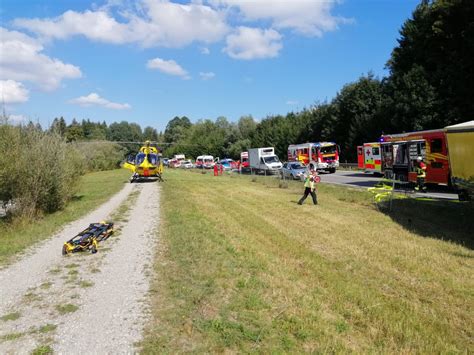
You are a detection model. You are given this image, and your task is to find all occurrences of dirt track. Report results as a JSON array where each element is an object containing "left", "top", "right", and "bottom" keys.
[{"left": 0, "top": 182, "right": 160, "bottom": 354}]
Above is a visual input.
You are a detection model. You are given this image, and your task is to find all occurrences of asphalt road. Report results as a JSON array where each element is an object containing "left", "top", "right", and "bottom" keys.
[{"left": 319, "top": 170, "right": 458, "bottom": 200}]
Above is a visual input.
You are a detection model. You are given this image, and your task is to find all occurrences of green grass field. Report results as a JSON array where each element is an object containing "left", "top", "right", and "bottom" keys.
[
  {"left": 0, "top": 169, "right": 130, "bottom": 266},
  {"left": 143, "top": 169, "right": 473, "bottom": 353}
]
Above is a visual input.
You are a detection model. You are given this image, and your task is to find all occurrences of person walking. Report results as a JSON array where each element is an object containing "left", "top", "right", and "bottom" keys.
[
  {"left": 414, "top": 156, "right": 427, "bottom": 192},
  {"left": 298, "top": 170, "right": 318, "bottom": 205}
]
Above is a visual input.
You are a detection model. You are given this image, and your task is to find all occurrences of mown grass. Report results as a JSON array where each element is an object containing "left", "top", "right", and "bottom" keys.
[
  {"left": 142, "top": 169, "right": 473, "bottom": 353},
  {"left": 0, "top": 169, "right": 130, "bottom": 266}
]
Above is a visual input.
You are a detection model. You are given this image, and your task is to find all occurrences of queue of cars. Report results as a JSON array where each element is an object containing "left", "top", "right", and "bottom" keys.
[{"left": 163, "top": 150, "right": 311, "bottom": 181}]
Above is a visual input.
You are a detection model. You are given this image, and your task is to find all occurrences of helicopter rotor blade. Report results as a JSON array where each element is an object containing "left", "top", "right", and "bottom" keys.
[{"left": 74, "top": 140, "right": 200, "bottom": 146}]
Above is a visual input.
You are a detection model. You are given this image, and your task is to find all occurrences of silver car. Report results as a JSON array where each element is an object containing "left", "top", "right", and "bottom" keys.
[
  {"left": 281, "top": 162, "right": 308, "bottom": 180},
  {"left": 180, "top": 160, "right": 194, "bottom": 169}
]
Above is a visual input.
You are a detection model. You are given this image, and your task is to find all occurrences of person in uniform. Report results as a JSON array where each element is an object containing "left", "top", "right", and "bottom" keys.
[
  {"left": 298, "top": 170, "right": 318, "bottom": 205},
  {"left": 414, "top": 156, "right": 427, "bottom": 192}
]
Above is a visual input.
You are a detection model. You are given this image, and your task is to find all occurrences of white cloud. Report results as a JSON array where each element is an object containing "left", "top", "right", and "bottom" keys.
[
  {"left": 200, "top": 47, "right": 210, "bottom": 55},
  {"left": 14, "top": 0, "right": 229, "bottom": 48},
  {"left": 147, "top": 57, "right": 190, "bottom": 79},
  {"left": 223, "top": 27, "right": 282, "bottom": 60},
  {"left": 0, "top": 80, "right": 29, "bottom": 103},
  {"left": 14, "top": 10, "right": 129, "bottom": 43},
  {"left": 0, "top": 27, "right": 82, "bottom": 91},
  {"left": 212, "top": 0, "right": 349, "bottom": 37},
  {"left": 199, "top": 72, "right": 215, "bottom": 80},
  {"left": 286, "top": 100, "right": 298, "bottom": 105},
  {"left": 69, "top": 92, "right": 131, "bottom": 110}
]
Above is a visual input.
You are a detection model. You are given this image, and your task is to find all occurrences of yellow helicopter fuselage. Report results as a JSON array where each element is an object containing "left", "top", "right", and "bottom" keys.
[{"left": 122, "top": 143, "right": 163, "bottom": 180}]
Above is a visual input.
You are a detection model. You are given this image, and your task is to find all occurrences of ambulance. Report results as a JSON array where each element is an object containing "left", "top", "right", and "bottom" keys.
[
  {"left": 357, "top": 142, "right": 383, "bottom": 175},
  {"left": 195, "top": 155, "right": 214, "bottom": 169},
  {"left": 288, "top": 142, "right": 339, "bottom": 173}
]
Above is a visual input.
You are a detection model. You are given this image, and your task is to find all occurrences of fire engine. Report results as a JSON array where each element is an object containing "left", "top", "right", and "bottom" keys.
[
  {"left": 379, "top": 129, "right": 449, "bottom": 185},
  {"left": 288, "top": 142, "right": 339, "bottom": 173}
]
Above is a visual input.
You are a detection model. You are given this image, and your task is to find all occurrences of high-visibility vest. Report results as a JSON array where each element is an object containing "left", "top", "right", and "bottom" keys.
[
  {"left": 416, "top": 163, "right": 426, "bottom": 177},
  {"left": 304, "top": 176, "right": 316, "bottom": 189}
]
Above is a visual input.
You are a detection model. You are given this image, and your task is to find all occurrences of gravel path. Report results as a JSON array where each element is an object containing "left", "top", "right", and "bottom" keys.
[{"left": 0, "top": 182, "right": 161, "bottom": 354}]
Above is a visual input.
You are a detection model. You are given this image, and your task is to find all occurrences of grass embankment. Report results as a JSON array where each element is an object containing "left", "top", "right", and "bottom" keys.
[
  {"left": 143, "top": 169, "right": 473, "bottom": 353},
  {"left": 0, "top": 169, "right": 130, "bottom": 266}
]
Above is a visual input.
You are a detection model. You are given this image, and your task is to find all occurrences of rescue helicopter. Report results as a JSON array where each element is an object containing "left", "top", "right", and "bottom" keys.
[{"left": 122, "top": 141, "right": 164, "bottom": 183}]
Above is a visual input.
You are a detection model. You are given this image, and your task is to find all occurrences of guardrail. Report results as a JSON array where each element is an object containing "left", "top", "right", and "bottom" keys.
[{"left": 339, "top": 162, "right": 359, "bottom": 170}]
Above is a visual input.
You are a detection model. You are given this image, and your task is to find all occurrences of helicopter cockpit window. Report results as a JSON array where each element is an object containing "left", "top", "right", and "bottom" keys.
[
  {"left": 148, "top": 154, "right": 158, "bottom": 165},
  {"left": 135, "top": 153, "right": 146, "bottom": 165},
  {"left": 127, "top": 154, "right": 135, "bottom": 164}
]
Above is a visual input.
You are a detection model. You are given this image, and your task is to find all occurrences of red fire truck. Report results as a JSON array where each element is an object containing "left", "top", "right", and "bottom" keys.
[
  {"left": 288, "top": 142, "right": 340, "bottom": 173},
  {"left": 379, "top": 129, "right": 449, "bottom": 185}
]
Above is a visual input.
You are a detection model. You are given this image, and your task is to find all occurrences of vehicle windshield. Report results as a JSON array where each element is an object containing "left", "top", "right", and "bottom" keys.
[
  {"left": 263, "top": 156, "right": 280, "bottom": 163},
  {"left": 320, "top": 145, "right": 337, "bottom": 154},
  {"left": 183, "top": 160, "right": 191, "bottom": 164},
  {"left": 135, "top": 153, "right": 146, "bottom": 165},
  {"left": 204, "top": 158, "right": 213, "bottom": 163},
  {"left": 148, "top": 154, "right": 158, "bottom": 165},
  {"left": 290, "top": 163, "right": 305, "bottom": 169}
]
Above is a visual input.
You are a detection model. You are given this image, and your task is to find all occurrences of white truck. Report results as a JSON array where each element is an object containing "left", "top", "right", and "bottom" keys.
[{"left": 248, "top": 147, "right": 282, "bottom": 174}]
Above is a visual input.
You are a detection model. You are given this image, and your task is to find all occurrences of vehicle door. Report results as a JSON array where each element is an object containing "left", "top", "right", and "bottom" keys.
[
  {"left": 407, "top": 140, "right": 425, "bottom": 182},
  {"left": 357, "top": 146, "right": 364, "bottom": 169},
  {"left": 425, "top": 136, "right": 448, "bottom": 184},
  {"left": 282, "top": 162, "right": 288, "bottom": 177},
  {"left": 371, "top": 145, "right": 382, "bottom": 172}
]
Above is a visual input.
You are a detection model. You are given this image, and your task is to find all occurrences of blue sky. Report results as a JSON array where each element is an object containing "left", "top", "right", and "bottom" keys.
[{"left": 1, "top": 0, "right": 419, "bottom": 132}]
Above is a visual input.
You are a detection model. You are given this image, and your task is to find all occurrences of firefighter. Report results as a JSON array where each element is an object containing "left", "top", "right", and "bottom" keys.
[
  {"left": 414, "top": 156, "right": 427, "bottom": 192},
  {"left": 298, "top": 170, "right": 318, "bottom": 205}
]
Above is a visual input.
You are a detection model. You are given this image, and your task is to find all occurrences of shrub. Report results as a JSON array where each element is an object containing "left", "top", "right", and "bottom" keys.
[
  {"left": 0, "top": 123, "right": 85, "bottom": 218},
  {"left": 75, "top": 141, "right": 126, "bottom": 172}
]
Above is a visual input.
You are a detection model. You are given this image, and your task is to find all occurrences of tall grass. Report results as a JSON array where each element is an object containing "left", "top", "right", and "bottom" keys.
[{"left": 0, "top": 124, "right": 84, "bottom": 217}]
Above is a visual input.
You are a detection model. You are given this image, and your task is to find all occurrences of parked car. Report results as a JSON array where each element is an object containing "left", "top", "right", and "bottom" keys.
[
  {"left": 180, "top": 160, "right": 194, "bottom": 169},
  {"left": 162, "top": 158, "right": 170, "bottom": 167},
  {"left": 169, "top": 159, "right": 181, "bottom": 168},
  {"left": 217, "top": 158, "right": 238, "bottom": 171},
  {"left": 281, "top": 161, "right": 308, "bottom": 180}
]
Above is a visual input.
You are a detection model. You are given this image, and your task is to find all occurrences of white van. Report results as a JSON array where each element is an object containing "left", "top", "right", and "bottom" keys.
[{"left": 248, "top": 147, "right": 282, "bottom": 174}]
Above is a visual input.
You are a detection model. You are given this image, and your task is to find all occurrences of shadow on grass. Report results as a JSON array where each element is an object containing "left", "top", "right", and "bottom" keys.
[
  {"left": 384, "top": 198, "right": 474, "bottom": 250},
  {"left": 71, "top": 195, "right": 84, "bottom": 201}
]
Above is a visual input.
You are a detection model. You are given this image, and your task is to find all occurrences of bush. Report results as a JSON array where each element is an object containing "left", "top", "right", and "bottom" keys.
[
  {"left": 0, "top": 123, "right": 85, "bottom": 218},
  {"left": 75, "top": 141, "right": 126, "bottom": 172}
]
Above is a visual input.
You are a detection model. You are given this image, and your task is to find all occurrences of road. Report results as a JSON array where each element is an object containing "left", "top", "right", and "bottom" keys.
[
  {"left": 318, "top": 170, "right": 458, "bottom": 200},
  {"left": 0, "top": 182, "right": 160, "bottom": 354}
]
